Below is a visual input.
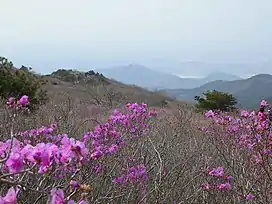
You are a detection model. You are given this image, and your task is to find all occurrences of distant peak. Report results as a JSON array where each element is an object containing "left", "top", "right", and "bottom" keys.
[
  {"left": 249, "top": 73, "right": 272, "bottom": 79},
  {"left": 127, "top": 63, "right": 147, "bottom": 69},
  {"left": 204, "top": 71, "right": 241, "bottom": 81},
  {"left": 206, "top": 71, "right": 236, "bottom": 76}
]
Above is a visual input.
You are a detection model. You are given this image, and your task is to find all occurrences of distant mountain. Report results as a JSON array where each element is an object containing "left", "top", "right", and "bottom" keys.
[
  {"left": 159, "top": 61, "right": 261, "bottom": 77},
  {"left": 96, "top": 64, "right": 188, "bottom": 90},
  {"left": 203, "top": 71, "right": 242, "bottom": 81},
  {"left": 163, "top": 74, "right": 272, "bottom": 108},
  {"left": 96, "top": 64, "right": 241, "bottom": 90}
]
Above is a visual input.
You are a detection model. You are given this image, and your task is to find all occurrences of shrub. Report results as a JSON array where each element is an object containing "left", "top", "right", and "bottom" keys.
[
  {"left": 51, "top": 69, "right": 109, "bottom": 86},
  {"left": 0, "top": 96, "right": 157, "bottom": 203},
  {"left": 0, "top": 57, "right": 48, "bottom": 110},
  {"left": 1, "top": 93, "right": 271, "bottom": 203},
  {"left": 195, "top": 90, "right": 237, "bottom": 112},
  {"left": 200, "top": 99, "right": 272, "bottom": 203}
]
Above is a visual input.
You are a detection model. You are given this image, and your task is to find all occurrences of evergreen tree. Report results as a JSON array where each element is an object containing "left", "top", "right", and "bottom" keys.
[{"left": 195, "top": 90, "right": 237, "bottom": 112}]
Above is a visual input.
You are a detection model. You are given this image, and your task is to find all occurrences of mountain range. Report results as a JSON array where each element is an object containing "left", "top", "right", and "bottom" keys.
[
  {"left": 94, "top": 64, "right": 272, "bottom": 108},
  {"left": 96, "top": 64, "right": 241, "bottom": 90},
  {"left": 163, "top": 74, "right": 272, "bottom": 108}
]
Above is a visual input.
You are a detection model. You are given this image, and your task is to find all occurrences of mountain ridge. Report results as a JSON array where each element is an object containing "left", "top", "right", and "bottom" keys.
[
  {"left": 96, "top": 64, "right": 241, "bottom": 90},
  {"left": 163, "top": 73, "right": 272, "bottom": 108}
]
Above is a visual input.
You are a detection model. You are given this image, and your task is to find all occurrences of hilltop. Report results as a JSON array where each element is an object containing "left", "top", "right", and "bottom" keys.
[
  {"left": 202, "top": 71, "right": 241, "bottom": 81},
  {"left": 163, "top": 74, "right": 272, "bottom": 108},
  {"left": 42, "top": 68, "right": 177, "bottom": 110}
]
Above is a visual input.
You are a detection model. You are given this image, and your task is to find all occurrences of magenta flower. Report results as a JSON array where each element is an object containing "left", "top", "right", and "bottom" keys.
[
  {"left": 209, "top": 167, "right": 224, "bottom": 177},
  {"left": 6, "top": 153, "right": 24, "bottom": 174},
  {"left": 0, "top": 141, "right": 9, "bottom": 158},
  {"left": 241, "top": 110, "right": 249, "bottom": 117},
  {"left": 50, "top": 188, "right": 65, "bottom": 204},
  {"left": 78, "top": 201, "right": 88, "bottom": 204},
  {"left": 264, "top": 149, "right": 272, "bottom": 155},
  {"left": 108, "top": 144, "right": 119, "bottom": 154},
  {"left": 224, "top": 182, "right": 232, "bottom": 190},
  {"left": 249, "top": 111, "right": 256, "bottom": 117},
  {"left": 23, "top": 143, "right": 59, "bottom": 173},
  {"left": 202, "top": 183, "right": 212, "bottom": 190},
  {"left": 0, "top": 187, "right": 19, "bottom": 204},
  {"left": 7, "top": 97, "right": 15, "bottom": 108},
  {"left": 70, "top": 180, "right": 80, "bottom": 189},
  {"left": 253, "top": 153, "right": 262, "bottom": 164},
  {"left": 226, "top": 175, "right": 233, "bottom": 181},
  {"left": 90, "top": 150, "right": 103, "bottom": 160},
  {"left": 113, "top": 175, "right": 127, "bottom": 185},
  {"left": 20, "top": 144, "right": 35, "bottom": 161},
  {"left": 245, "top": 193, "right": 255, "bottom": 201},
  {"left": 113, "top": 164, "right": 148, "bottom": 185},
  {"left": 60, "top": 136, "right": 89, "bottom": 163},
  {"left": 260, "top": 99, "right": 268, "bottom": 108},
  {"left": 230, "top": 125, "right": 239, "bottom": 133},
  {"left": 258, "top": 111, "right": 264, "bottom": 120},
  {"left": 95, "top": 165, "right": 103, "bottom": 174},
  {"left": 218, "top": 182, "right": 231, "bottom": 191},
  {"left": 18, "top": 95, "right": 30, "bottom": 106},
  {"left": 205, "top": 110, "right": 215, "bottom": 118}
]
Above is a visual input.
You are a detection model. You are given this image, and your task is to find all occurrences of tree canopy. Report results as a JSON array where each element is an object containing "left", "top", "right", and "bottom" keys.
[
  {"left": 0, "top": 57, "right": 48, "bottom": 109},
  {"left": 194, "top": 90, "right": 237, "bottom": 112}
]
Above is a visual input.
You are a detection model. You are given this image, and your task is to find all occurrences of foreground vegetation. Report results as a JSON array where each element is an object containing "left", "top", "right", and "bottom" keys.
[
  {"left": 0, "top": 58, "right": 271, "bottom": 203},
  {"left": 1, "top": 95, "right": 271, "bottom": 203}
]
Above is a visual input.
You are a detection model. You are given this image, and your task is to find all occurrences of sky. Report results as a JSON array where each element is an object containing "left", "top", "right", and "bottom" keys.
[{"left": 1, "top": 0, "right": 272, "bottom": 75}]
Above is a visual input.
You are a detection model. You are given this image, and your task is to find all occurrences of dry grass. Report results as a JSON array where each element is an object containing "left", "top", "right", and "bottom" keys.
[
  {"left": 39, "top": 76, "right": 195, "bottom": 139},
  {"left": 1, "top": 75, "right": 259, "bottom": 203}
]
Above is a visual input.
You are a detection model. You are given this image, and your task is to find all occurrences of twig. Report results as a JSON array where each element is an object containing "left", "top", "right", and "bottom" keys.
[
  {"left": 147, "top": 135, "right": 163, "bottom": 182},
  {"left": 0, "top": 122, "right": 15, "bottom": 163}
]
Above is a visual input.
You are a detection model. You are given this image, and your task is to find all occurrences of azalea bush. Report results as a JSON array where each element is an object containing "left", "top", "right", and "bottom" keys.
[
  {"left": 0, "top": 96, "right": 157, "bottom": 203},
  {"left": 2, "top": 94, "right": 270, "bottom": 204},
  {"left": 200, "top": 100, "right": 272, "bottom": 203}
]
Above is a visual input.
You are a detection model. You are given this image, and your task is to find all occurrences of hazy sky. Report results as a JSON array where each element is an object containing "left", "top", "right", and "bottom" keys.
[{"left": 1, "top": 0, "right": 272, "bottom": 74}]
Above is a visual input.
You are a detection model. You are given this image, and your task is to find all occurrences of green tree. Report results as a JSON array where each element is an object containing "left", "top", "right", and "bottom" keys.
[
  {"left": 0, "top": 57, "right": 48, "bottom": 110},
  {"left": 194, "top": 90, "right": 237, "bottom": 112}
]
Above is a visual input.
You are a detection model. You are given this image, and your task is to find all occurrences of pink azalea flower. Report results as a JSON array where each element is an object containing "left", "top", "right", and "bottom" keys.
[
  {"left": 202, "top": 183, "right": 212, "bottom": 190},
  {"left": 0, "top": 187, "right": 19, "bottom": 204},
  {"left": 18, "top": 95, "right": 30, "bottom": 106},
  {"left": 205, "top": 110, "right": 215, "bottom": 118},
  {"left": 50, "top": 188, "right": 65, "bottom": 204},
  {"left": 260, "top": 100, "right": 268, "bottom": 108},
  {"left": 108, "top": 144, "right": 119, "bottom": 154},
  {"left": 7, "top": 97, "right": 15, "bottom": 108},
  {"left": 90, "top": 150, "right": 103, "bottom": 160},
  {"left": 226, "top": 175, "right": 233, "bottom": 181},
  {"left": 241, "top": 110, "right": 249, "bottom": 117},
  {"left": 245, "top": 193, "right": 255, "bottom": 201},
  {"left": 209, "top": 167, "right": 224, "bottom": 177},
  {"left": 6, "top": 153, "right": 24, "bottom": 174},
  {"left": 218, "top": 182, "right": 231, "bottom": 190},
  {"left": 249, "top": 111, "right": 256, "bottom": 117},
  {"left": 78, "top": 201, "right": 88, "bottom": 204}
]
